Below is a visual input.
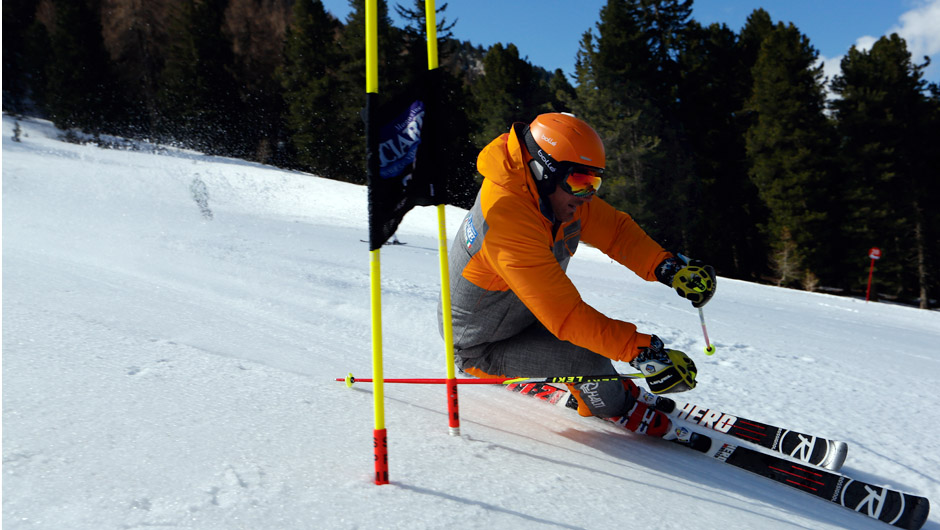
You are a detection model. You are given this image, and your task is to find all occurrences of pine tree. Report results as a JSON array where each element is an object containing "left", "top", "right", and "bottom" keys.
[
  {"left": 44, "top": 0, "right": 124, "bottom": 133},
  {"left": 737, "top": 8, "right": 774, "bottom": 74},
  {"left": 100, "top": 0, "right": 171, "bottom": 134},
  {"left": 572, "top": 28, "right": 656, "bottom": 219},
  {"left": 279, "top": 0, "right": 357, "bottom": 179},
  {"left": 675, "top": 21, "right": 765, "bottom": 278},
  {"left": 571, "top": 0, "right": 693, "bottom": 248},
  {"left": 572, "top": 2, "right": 649, "bottom": 221},
  {"left": 744, "top": 22, "right": 835, "bottom": 286},
  {"left": 3, "top": 0, "right": 41, "bottom": 114},
  {"left": 635, "top": 0, "right": 694, "bottom": 106},
  {"left": 329, "top": 0, "right": 406, "bottom": 183},
  {"left": 394, "top": 0, "right": 457, "bottom": 64},
  {"left": 547, "top": 69, "right": 576, "bottom": 112},
  {"left": 831, "top": 34, "right": 937, "bottom": 304},
  {"left": 919, "top": 87, "right": 940, "bottom": 307},
  {"left": 23, "top": 20, "right": 52, "bottom": 115},
  {"left": 471, "top": 42, "right": 550, "bottom": 147},
  {"left": 157, "top": 0, "right": 241, "bottom": 154},
  {"left": 224, "top": 0, "right": 292, "bottom": 163}
]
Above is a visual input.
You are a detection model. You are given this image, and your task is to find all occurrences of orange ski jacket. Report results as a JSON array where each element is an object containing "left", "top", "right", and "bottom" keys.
[{"left": 445, "top": 124, "right": 671, "bottom": 364}]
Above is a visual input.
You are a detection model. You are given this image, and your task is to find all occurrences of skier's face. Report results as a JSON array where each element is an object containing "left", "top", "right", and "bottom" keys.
[{"left": 548, "top": 184, "right": 591, "bottom": 223}]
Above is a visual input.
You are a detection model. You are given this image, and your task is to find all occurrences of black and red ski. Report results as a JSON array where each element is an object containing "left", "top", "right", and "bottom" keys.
[
  {"left": 706, "top": 440, "right": 929, "bottom": 530},
  {"left": 670, "top": 401, "right": 848, "bottom": 471},
  {"left": 506, "top": 379, "right": 847, "bottom": 470},
  {"left": 506, "top": 381, "right": 929, "bottom": 529}
]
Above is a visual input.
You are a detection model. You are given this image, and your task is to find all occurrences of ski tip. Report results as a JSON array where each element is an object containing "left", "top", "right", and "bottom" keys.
[
  {"left": 904, "top": 495, "right": 930, "bottom": 530},
  {"left": 822, "top": 440, "right": 849, "bottom": 471}
]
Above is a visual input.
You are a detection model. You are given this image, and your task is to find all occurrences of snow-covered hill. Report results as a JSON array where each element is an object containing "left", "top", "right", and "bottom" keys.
[{"left": 3, "top": 115, "right": 939, "bottom": 529}]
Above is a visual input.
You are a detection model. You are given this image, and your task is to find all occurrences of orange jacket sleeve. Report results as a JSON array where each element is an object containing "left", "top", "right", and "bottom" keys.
[
  {"left": 474, "top": 186, "right": 655, "bottom": 363},
  {"left": 580, "top": 197, "right": 673, "bottom": 282}
]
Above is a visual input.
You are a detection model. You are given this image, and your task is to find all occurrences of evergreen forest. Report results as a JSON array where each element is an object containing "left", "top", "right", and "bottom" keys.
[{"left": 3, "top": 0, "right": 939, "bottom": 308}]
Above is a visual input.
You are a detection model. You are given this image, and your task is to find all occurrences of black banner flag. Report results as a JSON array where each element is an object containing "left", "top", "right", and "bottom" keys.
[{"left": 365, "top": 70, "right": 446, "bottom": 250}]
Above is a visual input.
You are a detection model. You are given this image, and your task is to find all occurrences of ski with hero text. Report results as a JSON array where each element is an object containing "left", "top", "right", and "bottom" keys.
[
  {"left": 506, "top": 382, "right": 929, "bottom": 529},
  {"left": 670, "top": 401, "right": 847, "bottom": 470},
  {"left": 506, "top": 380, "right": 847, "bottom": 470}
]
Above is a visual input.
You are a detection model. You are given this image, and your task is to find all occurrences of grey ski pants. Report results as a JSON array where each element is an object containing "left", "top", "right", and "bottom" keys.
[{"left": 456, "top": 322, "right": 632, "bottom": 418}]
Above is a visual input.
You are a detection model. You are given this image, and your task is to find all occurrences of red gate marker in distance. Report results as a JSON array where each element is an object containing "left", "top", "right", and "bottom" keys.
[{"left": 866, "top": 247, "right": 881, "bottom": 302}]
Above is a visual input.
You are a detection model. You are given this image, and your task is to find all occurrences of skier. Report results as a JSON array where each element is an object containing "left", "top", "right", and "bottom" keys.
[{"left": 441, "top": 112, "right": 716, "bottom": 438}]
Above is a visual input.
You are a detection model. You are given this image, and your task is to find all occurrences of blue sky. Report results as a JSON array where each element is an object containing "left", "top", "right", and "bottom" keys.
[{"left": 320, "top": 0, "right": 940, "bottom": 84}]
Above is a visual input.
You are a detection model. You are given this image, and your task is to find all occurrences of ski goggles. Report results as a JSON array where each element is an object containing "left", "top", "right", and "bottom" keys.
[{"left": 560, "top": 166, "right": 603, "bottom": 197}]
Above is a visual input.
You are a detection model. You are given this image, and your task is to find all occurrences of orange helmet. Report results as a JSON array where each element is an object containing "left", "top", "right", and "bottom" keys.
[{"left": 521, "top": 113, "right": 605, "bottom": 196}]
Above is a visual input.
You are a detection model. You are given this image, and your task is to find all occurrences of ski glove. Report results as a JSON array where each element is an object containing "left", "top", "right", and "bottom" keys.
[
  {"left": 630, "top": 335, "right": 697, "bottom": 394},
  {"left": 656, "top": 256, "right": 716, "bottom": 308}
]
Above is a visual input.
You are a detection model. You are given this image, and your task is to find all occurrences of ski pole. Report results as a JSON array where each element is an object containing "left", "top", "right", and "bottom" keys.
[
  {"left": 337, "top": 373, "right": 646, "bottom": 387},
  {"left": 698, "top": 307, "right": 715, "bottom": 355},
  {"left": 677, "top": 253, "right": 716, "bottom": 356}
]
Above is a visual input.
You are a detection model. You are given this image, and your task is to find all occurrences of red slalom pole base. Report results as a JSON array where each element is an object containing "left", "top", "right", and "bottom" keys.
[
  {"left": 446, "top": 378, "right": 460, "bottom": 436},
  {"left": 373, "top": 428, "right": 388, "bottom": 485}
]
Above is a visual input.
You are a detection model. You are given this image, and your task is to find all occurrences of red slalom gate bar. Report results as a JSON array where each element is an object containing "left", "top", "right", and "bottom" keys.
[
  {"left": 338, "top": 373, "right": 639, "bottom": 387},
  {"left": 341, "top": 376, "right": 516, "bottom": 385}
]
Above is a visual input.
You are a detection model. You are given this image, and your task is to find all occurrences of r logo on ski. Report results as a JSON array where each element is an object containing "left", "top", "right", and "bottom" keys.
[{"left": 788, "top": 433, "right": 818, "bottom": 461}]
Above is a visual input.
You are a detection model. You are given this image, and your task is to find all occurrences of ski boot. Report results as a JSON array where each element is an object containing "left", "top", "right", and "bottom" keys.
[
  {"left": 606, "top": 379, "right": 675, "bottom": 438},
  {"left": 607, "top": 379, "right": 710, "bottom": 450}
]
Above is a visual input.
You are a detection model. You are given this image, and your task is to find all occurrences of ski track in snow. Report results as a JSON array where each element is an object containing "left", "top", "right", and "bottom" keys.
[{"left": 3, "top": 115, "right": 940, "bottom": 530}]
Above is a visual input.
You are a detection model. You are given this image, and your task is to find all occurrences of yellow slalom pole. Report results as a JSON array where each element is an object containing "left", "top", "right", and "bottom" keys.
[
  {"left": 366, "top": 0, "right": 378, "bottom": 94},
  {"left": 425, "top": 0, "right": 460, "bottom": 436},
  {"left": 438, "top": 208, "right": 459, "bottom": 435},
  {"left": 369, "top": 250, "right": 387, "bottom": 484},
  {"left": 365, "top": 0, "right": 388, "bottom": 485},
  {"left": 426, "top": 0, "right": 439, "bottom": 70}
]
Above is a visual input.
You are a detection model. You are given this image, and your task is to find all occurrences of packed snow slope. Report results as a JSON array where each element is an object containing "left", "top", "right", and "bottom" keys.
[{"left": 3, "top": 115, "right": 939, "bottom": 530}]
